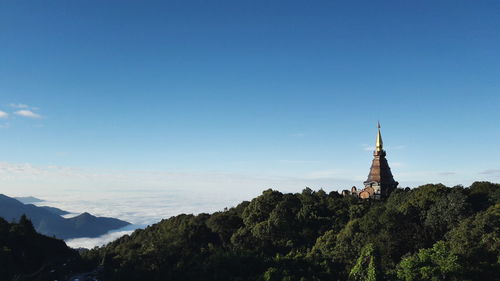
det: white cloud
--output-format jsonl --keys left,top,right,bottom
{"left": 9, "top": 103, "right": 31, "bottom": 109}
{"left": 65, "top": 225, "right": 139, "bottom": 249}
{"left": 14, "top": 110, "right": 41, "bottom": 119}
{"left": 0, "top": 111, "right": 8, "bottom": 118}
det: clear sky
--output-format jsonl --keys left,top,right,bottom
{"left": 1, "top": 0, "right": 500, "bottom": 200}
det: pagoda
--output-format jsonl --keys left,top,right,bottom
{"left": 353, "top": 123, "right": 398, "bottom": 199}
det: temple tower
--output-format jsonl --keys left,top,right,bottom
{"left": 359, "top": 123, "right": 398, "bottom": 199}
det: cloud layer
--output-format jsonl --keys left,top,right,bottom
{"left": 2, "top": 160, "right": 498, "bottom": 248}
{"left": 65, "top": 225, "right": 142, "bottom": 249}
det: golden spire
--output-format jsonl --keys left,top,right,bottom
{"left": 376, "top": 122, "right": 383, "bottom": 152}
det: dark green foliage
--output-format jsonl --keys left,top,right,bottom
{"left": 0, "top": 216, "right": 80, "bottom": 280}
{"left": 349, "top": 243, "right": 379, "bottom": 281}
{"left": 467, "top": 181, "right": 500, "bottom": 212}
{"left": 81, "top": 182, "right": 500, "bottom": 281}
{"left": 396, "top": 241, "right": 461, "bottom": 281}
{"left": 445, "top": 203, "right": 500, "bottom": 280}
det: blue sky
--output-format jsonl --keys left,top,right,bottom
{"left": 1, "top": 0, "right": 500, "bottom": 199}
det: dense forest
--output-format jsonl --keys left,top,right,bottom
{"left": 0, "top": 215, "right": 81, "bottom": 280}
{"left": 79, "top": 181, "right": 499, "bottom": 281}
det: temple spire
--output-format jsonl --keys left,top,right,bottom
{"left": 357, "top": 122, "right": 398, "bottom": 199}
{"left": 376, "top": 122, "right": 383, "bottom": 152}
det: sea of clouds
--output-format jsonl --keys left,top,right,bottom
{"left": 34, "top": 185, "right": 260, "bottom": 249}
{"left": 0, "top": 162, "right": 366, "bottom": 249}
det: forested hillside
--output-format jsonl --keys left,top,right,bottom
{"left": 0, "top": 215, "right": 81, "bottom": 281}
{"left": 83, "top": 182, "right": 500, "bottom": 281}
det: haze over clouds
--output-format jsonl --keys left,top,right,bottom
{"left": 1, "top": 161, "right": 361, "bottom": 248}
{"left": 2, "top": 159, "right": 496, "bottom": 225}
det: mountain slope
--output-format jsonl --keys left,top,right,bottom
{"left": 40, "top": 205, "right": 70, "bottom": 216}
{"left": 0, "top": 194, "right": 130, "bottom": 239}
{"left": 66, "top": 212, "right": 131, "bottom": 238}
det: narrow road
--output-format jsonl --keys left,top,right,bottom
{"left": 68, "top": 269, "right": 100, "bottom": 281}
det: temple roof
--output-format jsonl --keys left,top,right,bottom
{"left": 365, "top": 155, "right": 396, "bottom": 184}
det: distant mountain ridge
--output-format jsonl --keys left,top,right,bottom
{"left": 0, "top": 194, "right": 130, "bottom": 239}
{"left": 40, "top": 205, "right": 70, "bottom": 216}
{"left": 14, "top": 196, "right": 45, "bottom": 204}
{"left": 13, "top": 196, "right": 70, "bottom": 215}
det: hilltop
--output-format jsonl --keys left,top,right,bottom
{"left": 81, "top": 181, "right": 499, "bottom": 281}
